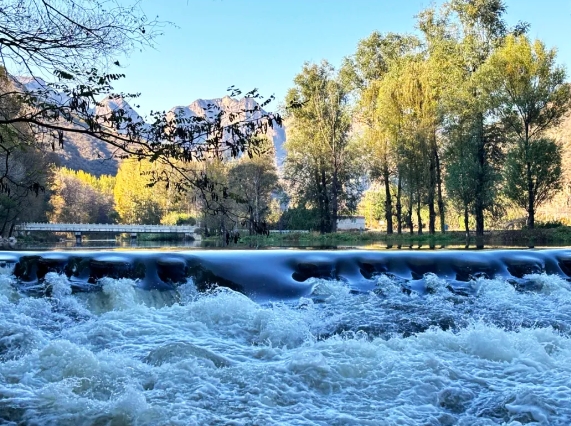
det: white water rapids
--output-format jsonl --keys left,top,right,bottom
{"left": 1, "top": 267, "right": 571, "bottom": 425}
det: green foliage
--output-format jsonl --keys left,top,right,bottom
{"left": 532, "top": 220, "right": 565, "bottom": 229}
{"left": 228, "top": 139, "right": 280, "bottom": 234}
{"left": 160, "top": 212, "right": 196, "bottom": 226}
{"left": 482, "top": 35, "right": 569, "bottom": 139}
{"left": 357, "top": 183, "right": 387, "bottom": 229}
{"left": 284, "top": 61, "right": 362, "bottom": 233}
{"left": 503, "top": 138, "right": 563, "bottom": 213}
{"left": 481, "top": 34, "right": 570, "bottom": 227}
{"left": 278, "top": 207, "right": 321, "bottom": 232}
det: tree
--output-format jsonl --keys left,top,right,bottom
{"left": 503, "top": 138, "right": 562, "bottom": 218}
{"left": 482, "top": 35, "right": 570, "bottom": 228}
{"left": 0, "top": 0, "right": 281, "bottom": 227}
{"left": 0, "top": 124, "right": 53, "bottom": 234}
{"left": 113, "top": 159, "right": 164, "bottom": 224}
{"left": 49, "top": 167, "right": 116, "bottom": 223}
{"left": 228, "top": 139, "right": 279, "bottom": 235}
{"left": 444, "top": 121, "right": 479, "bottom": 235}
{"left": 419, "top": 0, "right": 518, "bottom": 239}
{"left": 284, "top": 61, "right": 357, "bottom": 233}
{"left": 0, "top": 70, "right": 55, "bottom": 235}
{"left": 344, "top": 32, "right": 421, "bottom": 235}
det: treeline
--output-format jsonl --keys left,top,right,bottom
{"left": 42, "top": 138, "right": 280, "bottom": 234}
{"left": 1, "top": 0, "right": 569, "bottom": 239}
{"left": 0, "top": 119, "right": 282, "bottom": 235}
{"left": 283, "top": 0, "right": 570, "bottom": 237}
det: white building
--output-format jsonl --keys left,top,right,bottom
{"left": 337, "top": 216, "right": 366, "bottom": 231}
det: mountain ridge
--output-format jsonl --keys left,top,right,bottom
{"left": 14, "top": 78, "right": 286, "bottom": 176}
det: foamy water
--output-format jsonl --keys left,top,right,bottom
{"left": 1, "top": 268, "right": 571, "bottom": 425}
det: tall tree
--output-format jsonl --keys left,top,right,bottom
{"left": 503, "top": 138, "right": 562, "bottom": 219}
{"left": 419, "top": 0, "right": 516, "bottom": 238}
{"left": 284, "top": 61, "right": 356, "bottom": 233}
{"left": 344, "top": 32, "right": 420, "bottom": 234}
{"left": 482, "top": 35, "right": 571, "bottom": 227}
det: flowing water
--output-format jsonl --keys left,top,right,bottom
{"left": 1, "top": 250, "right": 571, "bottom": 425}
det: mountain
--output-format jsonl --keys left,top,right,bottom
{"left": 12, "top": 77, "right": 121, "bottom": 176}
{"left": 13, "top": 79, "right": 286, "bottom": 176}
{"left": 168, "top": 96, "right": 286, "bottom": 165}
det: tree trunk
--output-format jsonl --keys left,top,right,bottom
{"left": 435, "top": 147, "right": 445, "bottom": 233}
{"left": 383, "top": 163, "right": 393, "bottom": 234}
{"left": 416, "top": 194, "right": 423, "bottom": 235}
{"left": 315, "top": 167, "right": 325, "bottom": 234}
{"left": 332, "top": 166, "right": 339, "bottom": 233}
{"left": 408, "top": 189, "right": 414, "bottom": 235}
{"left": 396, "top": 173, "right": 402, "bottom": 235}
{"left": 428, "top": 134, "right": 437, "bottom": 235}
{"left": 525, "top": 128, "right": 535, "bottom": 229}
{"left": 474, "top": 114, "right": 486, "bottom": 237}
{"left": 428, "top": 194, "right": 436, "bottom": 234}
{"left": 464, "top": 204, "right": 470, "bottom": 237}
{"left": 321, "top": 168, "right": 331, "bottom": 233}
{"left": 0, "top": 213, "right": 8, "bottom": 237}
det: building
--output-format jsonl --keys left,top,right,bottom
{"left": 337, "top": 216, "right": 366, "bottom": 231}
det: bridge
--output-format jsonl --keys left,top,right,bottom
{"left": 14, "top": 223, "right": 200, "bottom": 243}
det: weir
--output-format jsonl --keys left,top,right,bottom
{"left": 4, "top": 249, "right": 571, "bottom": 302}
{"left": 3, "top": 249, "right": 571, "bottom": 425}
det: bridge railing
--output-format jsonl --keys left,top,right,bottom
{"left": 14, "top": 223, "right": 198, "bottom": 234}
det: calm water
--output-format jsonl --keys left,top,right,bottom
{"left": 1, "top": 250, "right": 571, "bottom": 425}
{"left": 13, "top": 239, "right": 571, "bottom": 251}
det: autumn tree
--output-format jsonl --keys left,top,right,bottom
{"left": 284, "top": 61, "right": 359, "bottom": 234}
{"left": 228, "top": 138, "right": 279, "bottom": 235}
{"left": 49, "top": 167, "right": 116, "bottom": 223}
{"left": 419, "top": 0, "right": 521, "bottom": 238}
{"left": 481, "top": 35, "right": 570, "bottom": 228}
{"left": 343, "top": 32, "right": 420, "bottom": 234}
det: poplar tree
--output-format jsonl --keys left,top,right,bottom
{"left": 482, "top": 35, "right": 570, "bottom": 227}
{"left": 284, "top": 61, "right": 356, "bottom": 233}
{"left": 344, "top": 32, "right": 420, "bottom": 234}
{"left": 419, "top": 0, "right": 517, "bottom": 238}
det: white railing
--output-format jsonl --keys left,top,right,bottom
{"left": 14, "top": 222, "right": 198, "bottom": 234}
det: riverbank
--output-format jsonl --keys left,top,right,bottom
{"left": 221, "top": 227, "right": 571, "bottom": 248}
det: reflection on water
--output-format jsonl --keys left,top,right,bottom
{"left": 17, "top": 239, "right": 204, "bottom": 251}
{"left": 14, "top": 238, "right": 571, "bottom": 251}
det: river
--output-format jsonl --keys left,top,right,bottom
{"left": 1, "top": 249, "right": 571, "bottom": 425}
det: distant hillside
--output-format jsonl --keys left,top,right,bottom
{"left": 15, "top": 77, "right": 286, "bottom": 176}
{"left": 538, "top": 112, "right": 571, "bottom": 224}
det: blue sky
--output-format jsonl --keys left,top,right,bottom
{"left": 113, "top": 0, "right": 571, "bottom": 116}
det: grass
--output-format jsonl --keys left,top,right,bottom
{"left": 223, "top": 227, "right": 571, "bottom": 248}
{"left": 226, "top": 230, "right": 466, "bottom": 247}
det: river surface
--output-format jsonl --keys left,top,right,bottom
{"left": 1, "top": 249, "right": 571, "bottom": 425}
